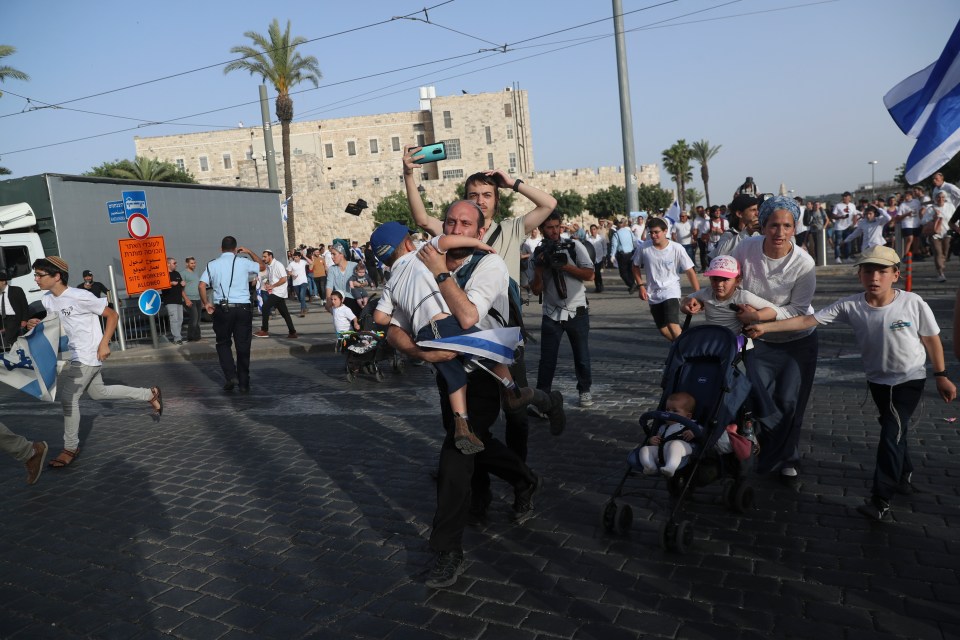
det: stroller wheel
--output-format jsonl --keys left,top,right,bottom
{"left": 659, "top": 519, "right": 676, "bottom": 551}
{"left": 375, "top": 368, "right": 385, "bottom": 382}
{"left": 614, "top": 503, "right": 633, "bottom": 535}
{"left": 673, "top": 520, "right": 693, "bottom": 554}
{"left": 732, "top": 482, "right": 754, "bottom": 513}
{"left": 393, "top": 356, "right": 406, "bottom": 373}
{"left": 346, "top": 371, "right": 356, "bottom": 383}
{"left": 599, "top": 501, "right": 617, "bottom": 533}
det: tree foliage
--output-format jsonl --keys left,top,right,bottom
{"left": 662, "top": 139, "right": 693, "bottom": 211}
{"left": 690, "top": 139, "right": 721, "bottom": 207}
{"left": 0, "top": 45, "right": 29, "bottom": 99}
{"left": 684, "top": 188, "right": 703, "bottom": 209}
{"left": 84, "top": 158, "right": 198, "bottom": 183}
{"left": 637, "top": 183, "right": 673, "bottom": 212}
{"left": 586, "top": 185, "right": 627, "bottom": 219}
{"left": 225, "top": 19, "right": 321, "bottom": 250}
{"left": 373, "top": 191, "right": 439, "bottom": 231}
{"left": 551, "top": 189, "right": 585, "bottom": 220}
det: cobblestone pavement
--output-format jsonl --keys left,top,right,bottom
{"left": 1, "top": 260, "right": 958, "bottom": 639}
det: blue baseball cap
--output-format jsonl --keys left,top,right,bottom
{"left": 370, "top": 221, "right": 411, "bottom": 261}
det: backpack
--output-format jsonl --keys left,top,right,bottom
{"left": 454, "top": 250, "right": 528, "bottom": 339}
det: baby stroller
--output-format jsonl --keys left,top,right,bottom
{"left": 599, "top": 324, "right": 754, "bottom": 553}
{"left": 339, "top": 294, "right": 405, "bottom": 382}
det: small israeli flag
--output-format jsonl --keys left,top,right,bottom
{"left": 0, "top": 318, "right": 66, "bottom": 402}
{"left": 417, "top": 327, "right": 522, "bottom": 365}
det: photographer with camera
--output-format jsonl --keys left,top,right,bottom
{"left": 531, "top": 211, "right": 596, "bottom": 408}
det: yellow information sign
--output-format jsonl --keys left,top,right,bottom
{"left": 119, "top": 236, "right": 171, "bottom": 296}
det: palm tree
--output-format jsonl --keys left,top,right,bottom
{"left": 662, "top": 139, "right": 693, "bottom": 210}
{"left": 110, "top": 156, "right": 175, "bottom": 182}
{"left": 690, "top": 139, "right": 721, "bottom": 207}
{"left": 0, "top": 44, "right": 29, "bottom": 98}
{"left": 225, "top": 19, "right": 321, "bottom": 250}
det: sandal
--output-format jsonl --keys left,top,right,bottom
{"left": 149, "top": 386, "right": 163, "bottom": 417}
{"left": 49, "top": 448, "right": 79, "bottom": 469}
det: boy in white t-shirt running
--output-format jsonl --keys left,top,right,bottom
{"left": 632, "top": 217, "right": 700, "bottom": 342}
{"left": 27, "top": 256, "right": 162, "bottom": 469}
{"left": 744, "top": 246, "right": 956, "bottom": 522}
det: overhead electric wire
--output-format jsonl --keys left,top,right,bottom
{"left": 1, "top": 1, "right": 837, "bottom": 157}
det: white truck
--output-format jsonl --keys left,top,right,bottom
{"left": 0, "top": 173, "right": 285, "bottom": 305}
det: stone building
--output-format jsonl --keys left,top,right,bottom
{"left": 134, "top": 87, "right": 660, "bottom": 245}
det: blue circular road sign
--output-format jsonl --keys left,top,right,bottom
{"left": 138, "top": 289, "right": 162, "bottom": 316}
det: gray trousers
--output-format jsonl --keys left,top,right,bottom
{"left": 0, "top": 420, "right": 32, "bottom": 462}
{"left": 166, "top": 304, "right": 184, "bottom": 341}
{"left": 60, "top": 362, "right": 152, "bottom": 450}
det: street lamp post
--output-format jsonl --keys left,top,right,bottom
{"left": 868, "top": 160, "right": 878, "bottom": 198}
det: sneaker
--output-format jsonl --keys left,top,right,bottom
{"left": 579, "top": 391, "right": 594, "bottom": 407}
{"left": 835, "top": 256, "right": 843, "bottom": 264}
{"left": 512, "top": 473, "right": 543, "bottom": 523}
{"left": 287, "top": 332, "right": 299, "bottom": 339}
{"left": 856, "top": 496, "right": 891, "bottom": 522}
{"left": 25, "top": 441, "right": 48, "bottom": 485}
{"left": 546, "top": 391, "right": 566, "bottom": 436}
{"left": 174, "top": 340, "right": 184, "bottom": 345}
{"left": 779, "top": 466, "right": 801, "bottom": 492}
{"left": 425, "top": 550, "right": 464, "bottom": 588}
{"left": 254, "top": 330, "right": 269, "bottom": 338}
{"left": 937, "top": 273, "right": 947, "bottom": 282}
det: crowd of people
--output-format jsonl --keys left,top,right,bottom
{"left": 3, "top": 154, "right": 960, "bottom": 592}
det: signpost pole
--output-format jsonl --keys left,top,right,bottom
{"left": 108, "top": 265, "right": 126, "bottom": 351}
{"left": 149, "top": 311, "right": 159, "bottom": 349}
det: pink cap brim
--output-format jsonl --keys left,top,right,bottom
{"left": 704, "top": 269, "right": 738, "bottom": 278}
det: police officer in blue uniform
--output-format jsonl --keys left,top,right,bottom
{"left": 199, "top": 236, "right": 266, "bottom": 393}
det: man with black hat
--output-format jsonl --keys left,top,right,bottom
{"left": 0, "top": 272, "right": 28, "bottom": 351}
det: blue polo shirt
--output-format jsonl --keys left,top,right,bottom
{"left": 200, "top": 252, "right": 260, "bottom": 304}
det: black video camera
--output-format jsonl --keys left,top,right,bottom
{"left": 537, "top": 238, "right": 574, "bottom": 269}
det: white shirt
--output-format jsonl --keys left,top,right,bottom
{"left": 633, "top": 240, "right": 694, "bottom": 304}
{"left": 262, "top": 259, "right": 289, "bottom": 298}
{"left": 689, "top": 287, "right": 774, "bottom": 349}
{"left": 522, "top": 236, "right": 542, "bottom": 258}
{"left": 323, "top": 250, "right": 334, "bottom": 269}
{"left": 287, "top": 259, "right": 308, "bottom": 286}
{"left": 795, "top": 206, "right": 807, "bottom": 234}
{"left": 694, "top": 216, "right": 711, "bottom": 238}
{"left": 706, "top": 218, "right": 729, "bottom": 247}
{"left": 898, "top": 199, "right": 921, "bottom": 229}
{"left": 672, "top": 220, "right": 693, "bottom": 245}
{"left": 377, "top": 250, "right": 451, "bottom": 335}
{"left": 331, "top": 305, "right": 357, "bottom": 333}
{"left": 731, "top": 236, "right": 816, "bottom": 343}
{"left": 845, "top": 210, "right": 892, "bottom": 251}
{"left": 933, "top": 181, "right": 960, "bottom": 208}
{"left": 922, "top": 203, "right": 955, "bottom": 239}
{"left": 483, "top": 216, "right": 527, "bottom": 282}
{"left": 831, "top": 202, "right": 858, "bottom": 231}
{"left": 630, "top": 222, "right": 645, "bottom": 241}
{"left": 814, "top": 290, "right": 939, "bottom": 385}
{"left": 587, "top": 234, "right": 608, "bottom": 264}
{"left": 42, "top": 288, "right": 108, "bottom": 366}
{"left": 541, "top": 240, "right": 593, "bottom": 321}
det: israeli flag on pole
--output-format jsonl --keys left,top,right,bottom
{"left": 884, "top": 18, "right": 960, "bottom": 184}
{"left": 417, "top": 327, "right": 522, "bottom": 365}
{"left": 0, "top": 319, "right": 66, "bottom": 402}
{"left": 280, "top": 196, "right": 291, "bottom": 222}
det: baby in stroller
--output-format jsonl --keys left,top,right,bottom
{"left": 638, "top": 392, "right": 700, "bottom": 477}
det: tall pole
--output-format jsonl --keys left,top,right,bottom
{"left": 612, "top": 0, "right": 639, "bottom": 214}
{"left": 868, "top": 160, "right": 878, "bottom": 198}
{"left": 259, "top": 84, "right": 279, "bottom": 191}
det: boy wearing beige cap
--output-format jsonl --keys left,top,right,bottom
{"left": 745, "top": 246, "right": 956, "bottom": 522}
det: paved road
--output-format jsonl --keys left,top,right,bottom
{"left": 1, "top": 260, "right": 958, "bottom": 639}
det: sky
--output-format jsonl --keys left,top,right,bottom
{"left": 2, "top": 0, "right": 959, "bottom": 199}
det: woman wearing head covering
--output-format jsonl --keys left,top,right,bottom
{"left": 728, "top": 195, "right": 817, "bottom": 487}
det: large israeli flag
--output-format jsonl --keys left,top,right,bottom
{"left": 0, "top": 319, "right": 66, "bottom": 402}
{"left": 884, "top": 19, "right": 960, "bottom": 184}
{"left": 417, "top": 327, "right": 522, "bottom": 365}
{"left": 664, "top": 199, "right": 681, "bottom": 224}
